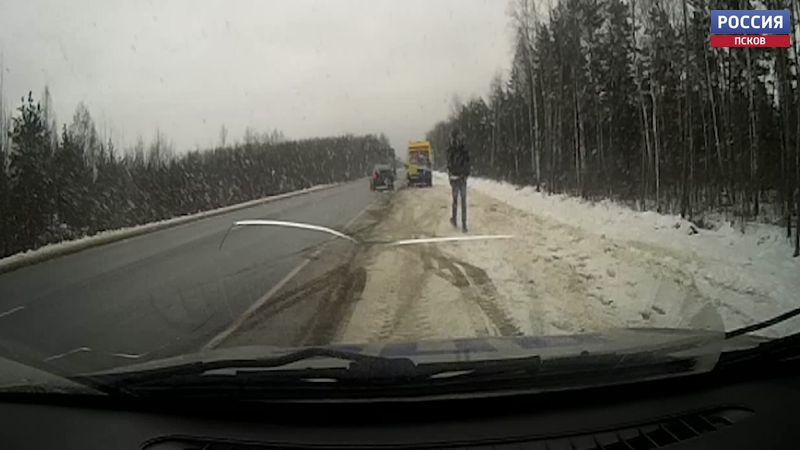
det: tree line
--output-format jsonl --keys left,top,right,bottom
{"left": 0, "top": 90, "right": 393, "bottom": 258}
{"left": 427, "top": 0, "right": 800, "bottom": 253}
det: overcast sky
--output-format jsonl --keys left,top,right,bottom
{"left": 0, "top": 0, "right": 512, "bottom": 152}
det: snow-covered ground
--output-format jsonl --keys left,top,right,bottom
{"left": 459, "top": 173, "right": 800, "bottom": 338}
{"left": 336, "top": 174, "right": 800, "bottom": 343}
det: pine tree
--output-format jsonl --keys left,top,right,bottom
{"left": 8, "top": 92, "right": 53, "bottom": 250}
{"left": 598, "top": 0, "right": 639, "bottom": 196}
{"left": 0, "top": 107, "right": 8, "bottom": 255}
{"left": 54, "top": 124, "right": 92, "bottom": 235}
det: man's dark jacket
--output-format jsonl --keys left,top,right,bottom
{"left": 447, "top": 139, "right": 470, "bottom": 178}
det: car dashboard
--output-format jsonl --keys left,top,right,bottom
{"left": 1, "top": 359, "right": 799, "bottom": 450}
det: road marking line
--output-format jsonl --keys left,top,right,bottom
{"left": 204, "top": 197, "right": 376, "bottom": 350}
{"left": 0, "top": 305, "right": 24, "bottom": 319}
{"left": 204, "top": 258, "right": 311, "bottom": 350}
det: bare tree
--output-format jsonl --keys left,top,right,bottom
{"left": 147, "top": 129, "right": 172, "bottom": 167}
{"left": 631, "top": 0, "right": 652, "bottom": 210}
{"left": 243, "top": 126, "right": 258, "bottom": 146}
{"left": 219, "top": 124, "right": 228, "bottom": 148}
{"left": 40, "top": 85, "right": 58, "bottom": 151}
{"left": 489, "top": 73, "right": 505, "bottom": 171}
{"left": 508, "top": 0, "right": 541, "bottom": 188}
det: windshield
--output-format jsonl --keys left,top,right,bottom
{"left": 409, "top": 151, "right": 430, "bottom": 167}
{"left": 0, "top": 0, "right": 798, "bottom": 397}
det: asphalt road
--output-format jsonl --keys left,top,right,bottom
{"left": 0, "top": 178, "right": 380, "bottom": 372}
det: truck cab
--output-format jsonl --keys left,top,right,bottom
{"left": 406, "top": 141, "right": 433, "bottom": 187}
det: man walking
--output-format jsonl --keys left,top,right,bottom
{"left": 446, "top": 128, "right": 470, "bottom": 233}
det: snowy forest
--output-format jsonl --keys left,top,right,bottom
{"left": 0, "top": 90, "right": 393, "bottom": 258}
{"left": 427, "top": 0, "right": 800, "bottom": 238}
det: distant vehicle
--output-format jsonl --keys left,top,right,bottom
{"left": 370, "top": 164, "right": 395, "bottom": 191}
{"left": 406, "top": 141, "right": 433, "bottom": 187}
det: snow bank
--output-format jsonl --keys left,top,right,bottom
{"left": 435, "top": 172, "right": 800, "bottom": 337}
{"left": 0, "top": 183, "right": 337, "bottom": 274}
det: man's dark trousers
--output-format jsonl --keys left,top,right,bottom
{"left": 450, "top": 176, "right": 467, "bottom": 228}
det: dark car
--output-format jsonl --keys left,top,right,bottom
{"left": 370, "top": 164, "right": 395, "bottom": 191}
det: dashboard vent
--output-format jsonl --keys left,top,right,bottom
{"left": 143, "top": 407, "right": 753, "bottom": 450}
{"left": 544, "top": 407, "right": 754, "bottom": 450}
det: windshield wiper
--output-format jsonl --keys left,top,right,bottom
{"left": 715, "top": 306, "right": 800, "bottom": 370}
{"left": 80, "top": 347, "right": 413, "bottom": 386}
{"left": 75, "top": 336, "right": 717, "bottom": 399}
{"left": 717, "top": 332, "right": 800, "bottom": 372}
{"left": 724, "top": 305, "right": 800, "bottom": 339}
{"left": 78, "top": 346, "right": 542, "bottom": 391}
{"left": 97, "top": 351, "right": 698, "bottom": 400}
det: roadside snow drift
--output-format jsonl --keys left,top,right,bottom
{"left": 447, "top": 173, "right": 800, "bottom": 337}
